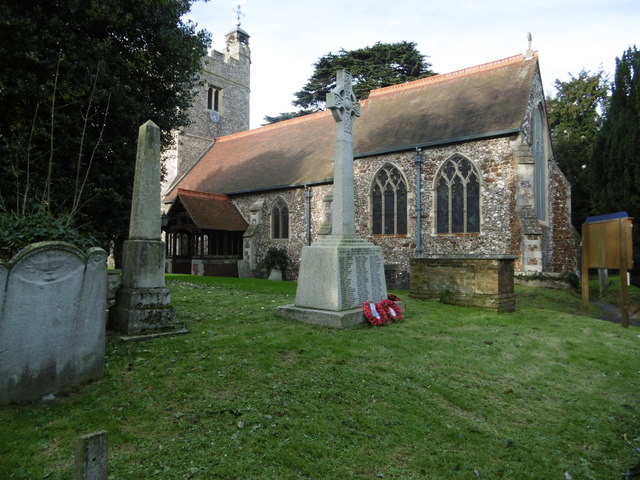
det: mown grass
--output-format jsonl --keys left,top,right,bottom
{"left": 1, "top": 274, "right": 638, "bottom": 479}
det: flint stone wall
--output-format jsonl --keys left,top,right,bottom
{"left": 230, "top": 138, "right": 545, "bottom": 284}
{"left": 232, "top": 184, "right": 332, "bottom": 279}
{"left": 0, "top": 242, "right": 107, "bottom": 404}
{"left": 409, "top": 255, "right": 517, "bottom": 312}
{"left": 228, "top": 138, "right": 574, "bottom": 286}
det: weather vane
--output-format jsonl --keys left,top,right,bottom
{"left": 233, "top": 4, "right": 245, "bottom": 27}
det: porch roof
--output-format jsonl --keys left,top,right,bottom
{"left": 169, "top": 188, "right": 248, "bottom": 231}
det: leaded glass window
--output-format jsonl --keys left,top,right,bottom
{"left": 435, "top": 155, "right": 481, "bottom": 234}
{"left": 371, "top": 164, "right": 408, "bottom": 235}
{"left": 272, "top": 197, "right": 289, "bottom": 239}
{"left": 532, "top": 105, "right": 547, "bottom": 221}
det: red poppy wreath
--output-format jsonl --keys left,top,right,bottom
{"left": 380, "top": 298, "right": 403, "bottom": 321}
{"left": 362, "top": 301, "right": 391, "bottom": 326}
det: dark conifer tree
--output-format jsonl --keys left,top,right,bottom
{"left": 547, "top": 70, "right": 608, "bottom": 229}
{"left": 591, "top": 46, "right": 640, "bottom": 282}
{"left": 264, "top": 41, "right": 435, "bottom": 124}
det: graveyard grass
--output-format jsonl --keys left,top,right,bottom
{"left": 1, "top": 276, "right": 639, "bottom": 479}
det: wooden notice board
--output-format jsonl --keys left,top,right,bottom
{"left": 581, "top": 212, "right": 633, "bottom": 327}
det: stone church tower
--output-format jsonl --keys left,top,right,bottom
{"left": 164, "top": 23, "right": 251, "bottom": 185}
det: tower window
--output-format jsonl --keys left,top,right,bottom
{"left": 207, "top": 86, "right": 221, "bottom": 111}
{"left": 435, "top": 154, "right": 481, "bottom": 234}
{"left": 371, "top": 164, "right": 408, "bottom": 235}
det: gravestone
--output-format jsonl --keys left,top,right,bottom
{"left": 277, "top": 70, "right": 388, "bottom": 328}
{"left": 75, "top": 431, "right": 108, "bottom": 480}
{"left": 111, "top": 120, "right": 176, "bottom": 334}
{"left": 0, "top": 242, "right": 107, "bottom": 404}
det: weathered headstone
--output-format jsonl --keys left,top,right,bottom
{"left": 75, "top": 431, "right": 108, "bottom": 480}
{"left": 111, "top": 120, "right": 176, "bottom": 334}
{"left": 0, "top": 242, "right": 107, "bottom": 404}
{"left": 277, "top": 70, "right": 388, "bottom": 328}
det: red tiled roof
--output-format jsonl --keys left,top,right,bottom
{"left": 165, "top": 53, "right": 538, "bottom": 201}
{"left": 169, "top": 188, "right": 248, "bottom": 231}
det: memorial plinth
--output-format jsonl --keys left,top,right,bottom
{"left": 277, "top": 70, "right": 388, "bottom": 328}
{"left": 278, "top": 236, "right": 387, "bottom": 328}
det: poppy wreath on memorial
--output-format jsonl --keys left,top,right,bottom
{"left": 387, "top": 293, "right": 401, "bottom": 302}
{"left": 379, "top": 298, "right": 403, "bottom": 321}
{"left": 362, "top": 301, "right": 391, "bottom": 326}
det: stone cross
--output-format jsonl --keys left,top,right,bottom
{"left": 326, "top": 69, "right": 361, "bottom": 237}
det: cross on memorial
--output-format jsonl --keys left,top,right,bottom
{"left": 326, "top": 69, "right": 360, "bottom": 237}
{"left": 280, "top": 70, "right": 388, "bottom": 327}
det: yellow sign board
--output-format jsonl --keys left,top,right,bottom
{"left": 581, "top": 212, "right": 633, "bottom": 327}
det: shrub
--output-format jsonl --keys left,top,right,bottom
{"left": 0, "top": 211, "right": 97, "bottom": 261}
{"left": 259, "top": 247, "right": 289, "bottom": 276}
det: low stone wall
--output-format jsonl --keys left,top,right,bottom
{"left": 0, "top": 242, "right": 107, "bottom": 404}
{"left": 409, "top": 255, "right": 517, "bottom": 312}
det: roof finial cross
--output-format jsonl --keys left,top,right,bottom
{"left": 525, "top": 32, "right": 534, "bottom": 59}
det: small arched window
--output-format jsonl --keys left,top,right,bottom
{"left": 207, "top": 86, "right": 220, "bottom": 111}
{"left": 435, "top": 154, "right": 480, "bottom": 234}
{"left": 272, "top": 197, "right": 289, "bottom": 239}
{"left": 371, "top": 164, "right": 407, "bottom": 235}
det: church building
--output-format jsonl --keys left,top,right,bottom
{"left": 162, "top": 28, "right": 576, "bottom": 288}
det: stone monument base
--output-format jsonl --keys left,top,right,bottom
{"left": 111, "top": 287, "right": 176, "bottom": 335}
{"left": 277, "top": 304, "right": 365, "bottom": 329}
{"left": 276, "top": 235, "right": 388, "bottom": 328}
{"left": 293, "top": 235, "right": 387, "bottom": 310}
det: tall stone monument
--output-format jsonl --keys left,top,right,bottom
{"left": 277, "top": 70, "right": 388, "bottom": 328}
{"left": 112, "top": 120, "right": 176, "bottom": 335}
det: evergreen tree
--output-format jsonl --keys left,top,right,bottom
{"left": 0, "top": 0, "right": 210, "bottom": 253}
{"left": 263, "top": 110, "right": 315, "bottom": 125}
{"left": 591, "top": 46, "right": 640, "bottom": 282}
{"left": 547, "top": 70, "right": 608, "bottom": 229}
{"left": 264, "top": 41, "right": 435, "bottom": 124}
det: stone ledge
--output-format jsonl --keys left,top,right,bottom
{"left": 117, "top": 328, "right": 190, "bottom": 342}
{"left": 277, "top": 302, "right": 406, "bottom": 329}
{"left": 276, "top": 304, "right": 365, "bottom": 329}
{"left": 417, "top": 254, "right": 518, "bottom": 260}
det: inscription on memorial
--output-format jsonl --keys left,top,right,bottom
{"left": 338, "top": 248, "right": 385, "bottom": 308}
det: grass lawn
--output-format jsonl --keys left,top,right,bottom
{"left": 1, "top": 274, "right": 639, "bottom": 479}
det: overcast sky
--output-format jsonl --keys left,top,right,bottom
{"left": 186, "top": 0, "right": 639, "bottom": 129}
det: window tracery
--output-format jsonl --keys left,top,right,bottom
{"left": 272, "top": 197, "right": 289, "bottom": 239}
{"left": 371, "top": 164, "right": 407, "bottom": 235}
{"left": 435, "top": 154, "right": 480, "bottom": 234}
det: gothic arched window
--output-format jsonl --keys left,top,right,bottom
{"left": 435, "top": 154, "right": 480, "bottom": 234}
{"left": 371, "top": 164, "right": 408, "bottom": 235}
{"left": 532, "top": 104, "right": 547, "bottom": 221}
{"left": 272, "top": 197, "right": 289, "bottom": 239}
